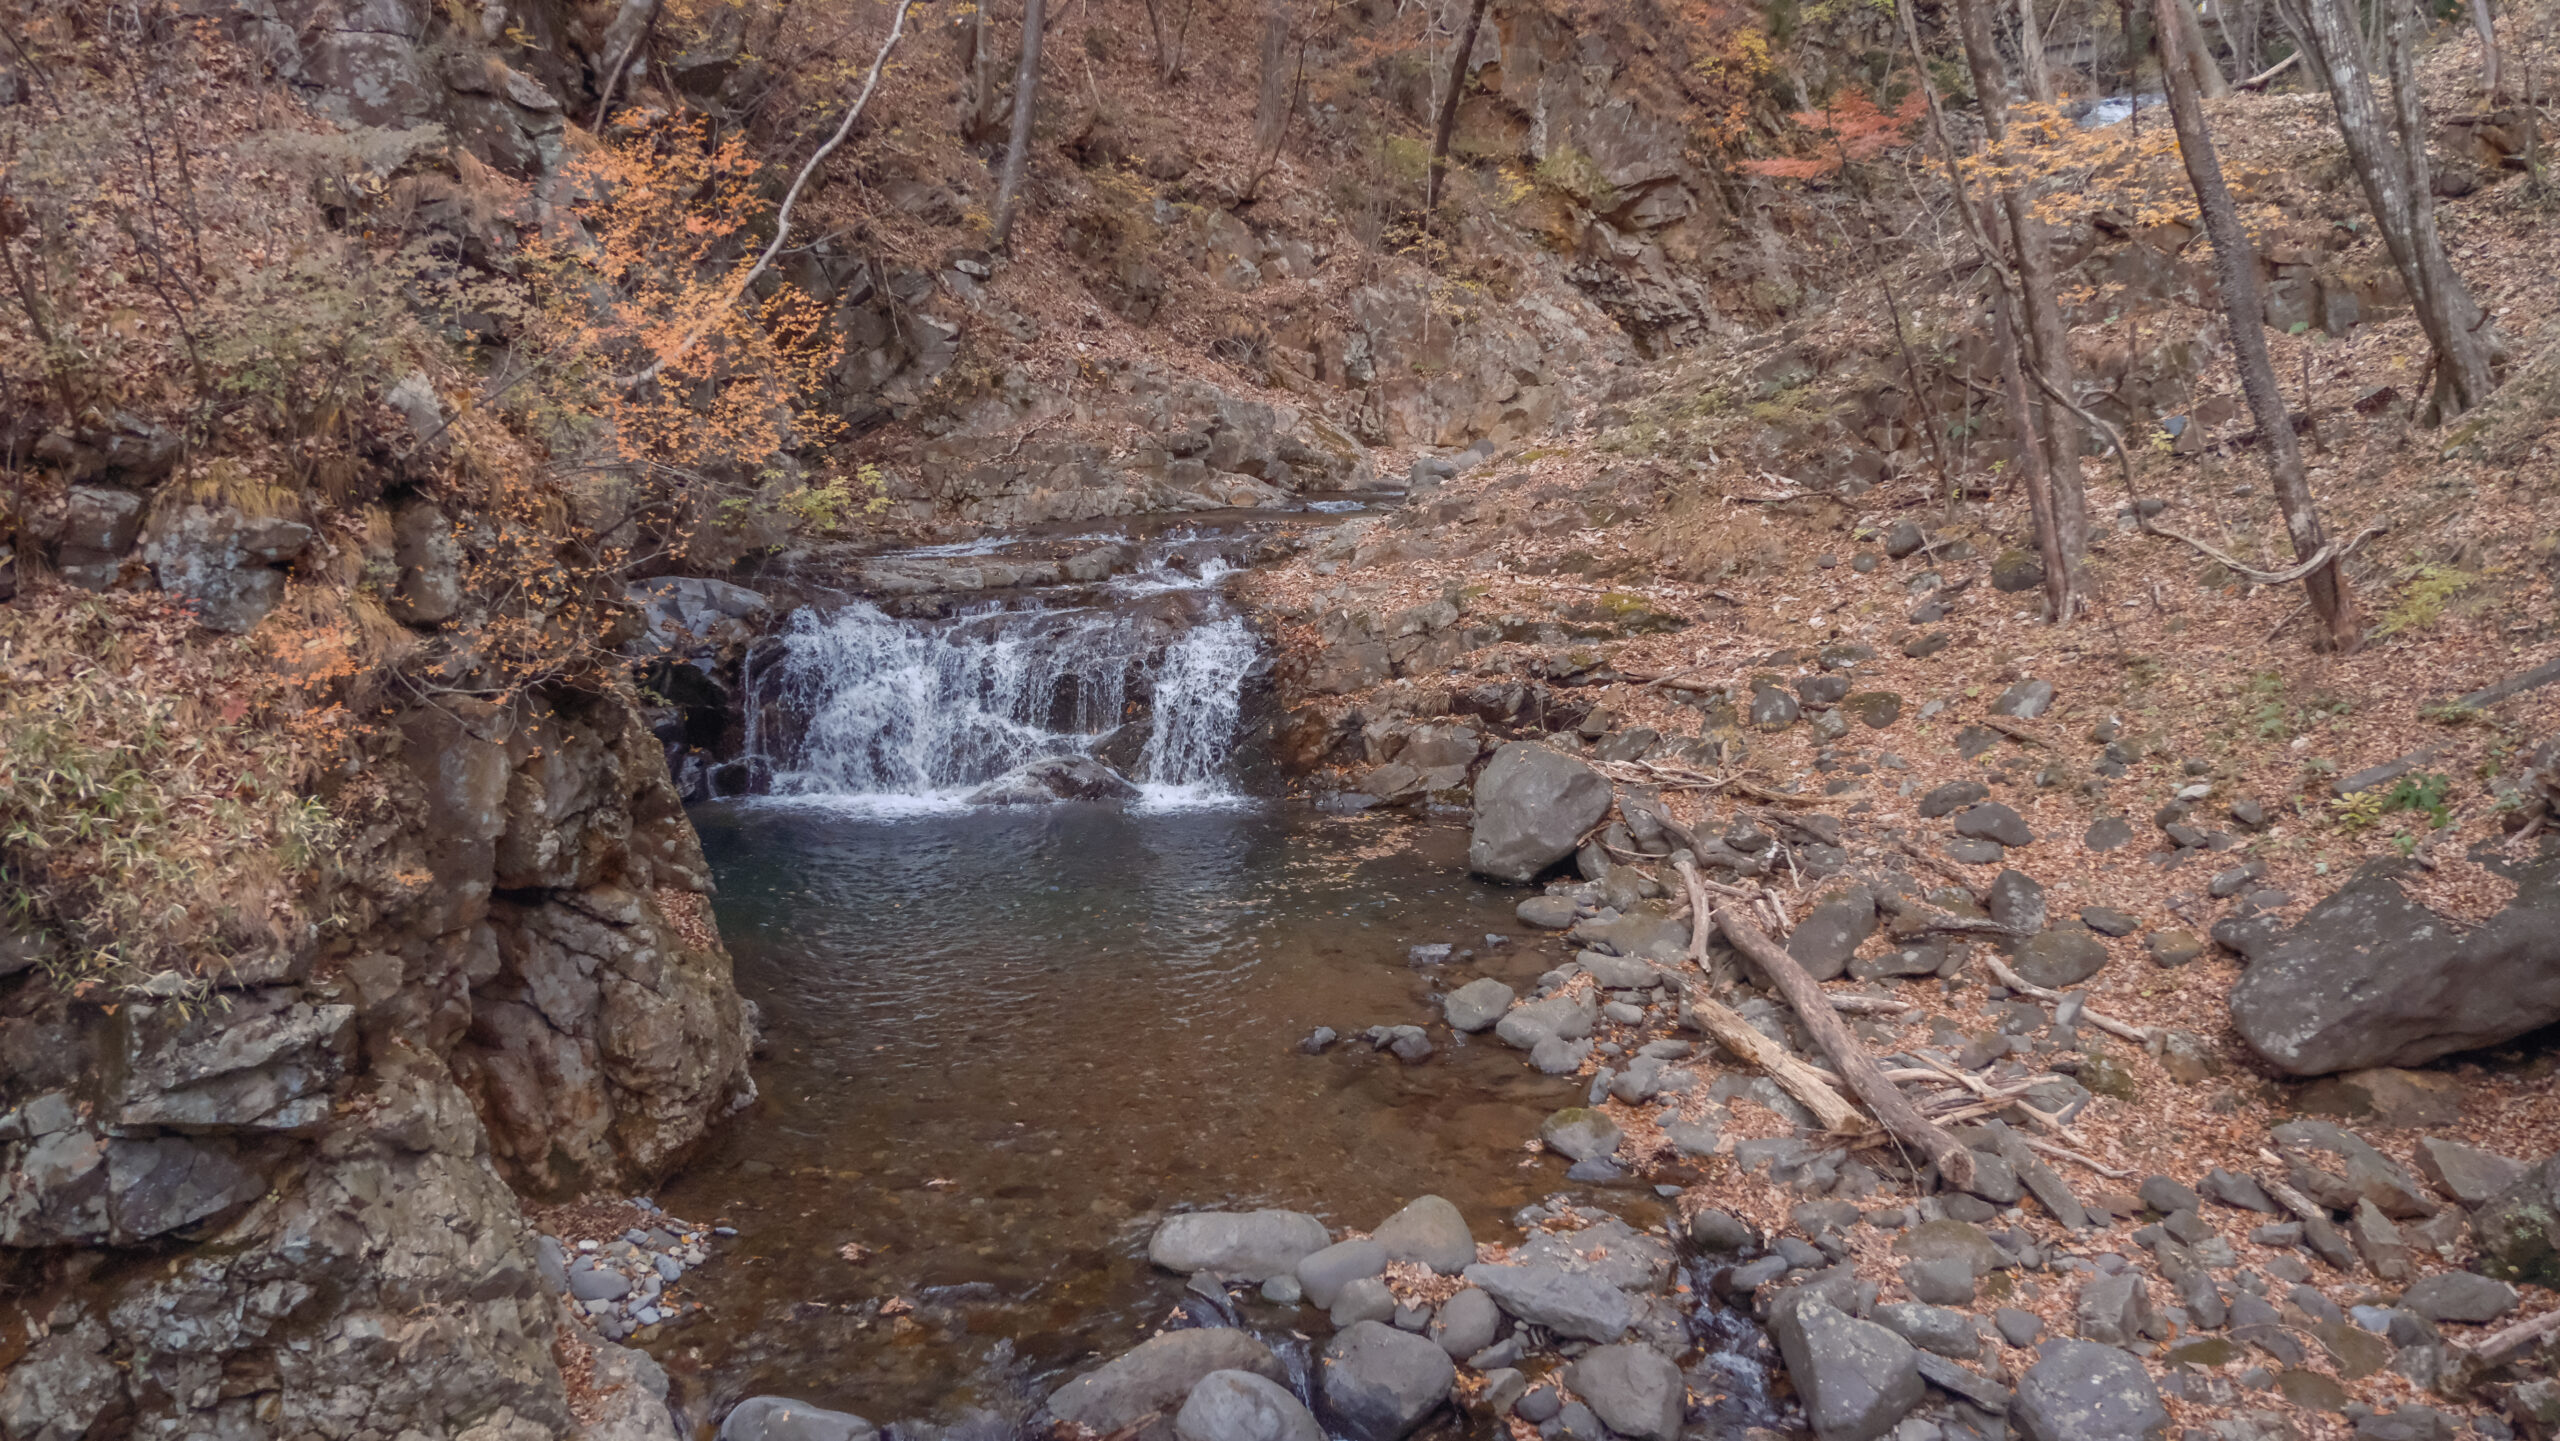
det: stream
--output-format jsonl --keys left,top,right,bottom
{"left": 650, "top": 516, "right": 1774, "bottom": 1435}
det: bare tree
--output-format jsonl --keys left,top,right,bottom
{"left": 2015, "top": 0, "right": 2057, "bottom": 105}
{"left": 2285, "top": 0, "right": 2499, "bottom": 416}
{"left": 1242, "top": 0, "right": 1305, "bottom": 202}
{"left": 1426, "top": 0, "right": 1492, "bottom": 212}
{"left": 2154, "top": 0, "right": 2360, "bottom": 648}
{"left": 2472, "top": 0, "right": 2504, "bottom": 98}
{"left": 2166, "top": 0, "right": 2233, "bottom": 97}
{"left": 1139, "top": 0, "right": 1196, "bottom": 83}
{"left": 990, "top": 0, "right": 1046, "bottom": 252}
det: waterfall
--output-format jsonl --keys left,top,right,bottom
{"left": 767, "top": 595, "right": 1255, "bottom": 808}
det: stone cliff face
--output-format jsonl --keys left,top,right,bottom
{"left": 0, "top": 685, "right": 750, "bottom": 1440}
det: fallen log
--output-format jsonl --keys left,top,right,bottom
{"left": 1679, "top": 858, "right": 1978, "bottom": 1190}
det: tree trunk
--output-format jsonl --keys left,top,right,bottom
{"left": 1993, "top": 282, "right": 2075, "bottom": 620}
{"left": 990, "top": 0, "right": 1046, "bottom": 253}
{"left": 2155, "top": 0, "right": 2361, "bottom": 649}
{"left": 1252, "top": 0, "right": 1291, "bottom": 161}
{"left": 2170, "top": 0, "right": 2233, "bottom": 97}
{"left": 1947, "top": 0, "right": 2091, "bottom": 574}
{"left": 2472, "top": 0, "right": 2502, "bottom": 99}
{"left": 2017, "top": 0, "right": 2057, "bottom": 104}
{"left": 1426, "top": 0, "right": 1492, "bottom": 212}
{"left": 2289, "top": 0, "right": 2498, "bottom": 415}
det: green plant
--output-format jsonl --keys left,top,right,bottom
{"left": 2331, "top": 771, "right": 2455, "bottom": 832}
{"left": 2375, "top": 563, "right": 2478, "bottom": 637}
{"left": 1532, "top": 146, "right": 1619, "bottom": 211}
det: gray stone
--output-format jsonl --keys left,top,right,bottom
{"left": 1517, "top": 895, "right": 1578, "bottom": 929}
{"left": 1565, "top": 1345, "right": 1684, "bottom": 1441}
{"left": 1149, "top": 1211, "right": 1330, "bottom": 1282}
{"left": 1944, "top": 839, "right": 2006, "bottom": 865}
{"left": 1319, "top": 1321, "right": 1453, "bottom": 1441}
{"left": 1373, "top": 1195, "right": 1474, "bottom": 1274}
{"left": 1296, "top": 1239, "right": 1389, "bottom": 1309}
{"left": 1470, "top": 745, "right": 1615, "bottom": 883}
{"left": 1994, "top": 680, "right": 2056, "bottom": 720}
{"left": 2201, "top": 1168, "right": 2278, "bottom": 1213}
{"left": 1495, "top": 992, "right": 1596, "bottom": 1051}
{"left": 2011, "top": 1340, "right": 2169, "bottom": 1441}
{"left": 1691, "top": 1209, "right": 1755, "bottom": 1252}
{"left": 2273, "top": 1120, "right": 2438, "bottom": 1218}
{"left": 1919, "top": 781, "right": 1990, "bottom": 819}
{"left": 1874, "top": 1302, "right": 1981, "bottom": 1358}
{"left": 1987, "top": 870, "right": 2048, "bottom": 934}
{"left": 1953, "top": 804, "right": 2033, "bottom": 848}
{"left": 1459, "top": 1263, "right": 1632, "bottom": 1341}
{"left": 2146, "top": 930, "right": 2204, "bottom": 967}
{"left": 1429, "top": 1287, "right": 1500, "bottom": 1359}
{"left": 2397, "top": 1271, "right": 2516, "bottom": 1324}
{"left": 2230, "top": 855, "right": 2560, "bottom": 1075}
{"left": 1331, "top": 1276, "right": 1397, "bottom": 1328}
{"left": 2076, "top": 1272, "right": 2155, "bottom": 1345}
{"left": 1773, "top": 1297, "right": 1925, "bottom": 1441}
{"left": 2012, "top": 930, "right": 2108, "bottom": 989}
{"left": 2139, "top": 1176, "right": 2201, "bottom": 1214}
{"left": 1995, "top": 1307, "right": 2045, "bottom": 1347}
{"left": 1176, "top": 1370, "right": 1323, "bottom": 1441}
{"left": 720, "top": 1397, "right": 881, "bottom": 1441}
{"left": 2082, "top": 907, "right": 2139, "bottom": 938}
{"left": 1885, "top": 521, "right": 1928, "bottom": 558}
{"left": 1050, "top": 1329, "right": 1286, "bottom": 1438}
{"left": 569, "top": 1262, "right": 632, "bottom": 1302}
{"left": 1540, "top": 1108, "right": 1623, "bottom": 1162}
{"left": 143, "top": 502, "right": 314, "bottom": 632}
{"left": 1752, "top": 683, "right": 1802, "bottom": 731}
{"left": 1790, "top": 884, "right": 1880, "bottom": 982}
{"left": 1442, "top": 979, "right": 1515, "bottom": 1033}
{"left": 1905, "top": 1257, "right": 1977, "bottom": 1306}
{"left": 2413, "top": 1136, "right": 2523, "bottom": 1207}
{"left": 2084, "top": 816, "right": 2136, "bottom": 852}
{"left": 0, "top": 1319, "right": 121, "bottom": 1441}
{"left": 1893, "top": 1220, "right": 2004, "bottom": 1278}
{"left": 968, "top": 755, "right": 1142, "bottom": 805}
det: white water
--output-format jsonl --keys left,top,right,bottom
{"left": 767, "top": 589, "right": 1258, "bottom": 811}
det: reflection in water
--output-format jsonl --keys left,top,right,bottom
{"left": 659, "top": 803, "right": 1583, "bottom": 1427}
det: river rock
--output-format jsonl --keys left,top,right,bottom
{"left": 720, "top": 1397, "right": 880, "bottom": 1441}
{"left": 1050, "top": 1330, "right": 1286, "bottom": 1439}
{"left": 1540, "top": 1108, "right": 1622, "bottom": 1162}
{"left": 2012, "top": 1339, "right": 2170, "bottom": 1441}
{"left": 1372, "top": 1195, "right": 1473, "bottom": 1274}
{"left": 1516, "top": 895, "right": 1578, "bottom": 928}
{"left": 1440, "top": 978, "right": 1514, "bottom": 1033}
{"left": 1319, "top": 1321, "right": 1453, "bottom": 1441}
{"left": 1565, "top": 1345, "right": 1684, "bottom": 1441}
{"left": 1330, "top": 1277, "right": 1396, "bottom": 1328}
{"left": 1296, "top": 1239, "right": 1389, "bottom": 1309}
{"left": 967, "top": 755, "right": 1142, "bottom": 805}
{"left": 2230, "top": 855, "right": 2560, "bottom": 1075}
{"left": 1148, "top": 1211, "right": 1330, "bottom": 1281}
{"left": 1469, "top": 745, "right": 1613, "bottom": 882}
{"left": 1495, "top": 992, "right": 1595, "bottom": 1050}
{"left": 1429, "top": 1287, "right": 1500, "bottom": 1359}
{"left": 1772, "top": 1297, "right": 1924, "bottom": 1441}
{"left": 1176, "top": 1370, "right": 1323, "bottom": 1441}
{"left": 1459, "top": 1263, "right": 1633, "bottom": 1341}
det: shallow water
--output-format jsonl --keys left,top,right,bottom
{"left": 657, "top": 802, "right": 1605, "bottom": 1427}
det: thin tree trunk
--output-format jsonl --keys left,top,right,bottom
{"left": 990, "top": 0, "right": 1046, "bottom": 253}
{"left": 1251, "top": 0, "right": 1290, "bottom": 159}
{"left": 2155, "top": 0, "right": 2360, "bottom": 649}
{"left": 2288, "top": 0, "right": 2498, "bottom": 415}
{"left": 2472, "top": 0, "right": 2502, "bottom": 99}
{"left": 1426, "top": 0, "right": 1491, "bottom": 212}
{"left": 1994, "top": 283, "right": 2074, "bottom": 620}
{"left": 2170, "top": 0, "right": 2233, "bottom": 96}
{"left": 2017, "top": 0, "right": 2057, "bottom": 104}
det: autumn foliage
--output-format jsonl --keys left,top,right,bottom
{"left": 1738, "top": 87, "right": 1928, "bottom": 180}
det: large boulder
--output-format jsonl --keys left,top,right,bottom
{"left": 1370, "top": 1195, "right": 1474, "bottom": 1274}
{"left": 1049, "top": 1330, "right": 1287, "bottom": 1440}
{"left": 967, "top": 755, "right": 1143, "bottom": 806}
{"left": 1318, "top": 1321, "right": 1454, "bottom": 1441}
{"left": 143, "top": 501, "right": 314, "bottom": 632}
{"left": 1459, "top": 1263, "right": 1633, "bottom": 1341}
{"left": 1468, "top": 745, "right": 1612, "bottom": 882}
{"left": 1772, "top": 1297, "right": 1923, "bottom": 1441}
{"left": 1148, "top": 1211, "right": 1330, "bottom": 1281}
{"left": 1175, "top": 1370, "right": 1323, "bottom": 1441}
{"left": 1565, "top": 1345, "right": 1684, "bottom": 1441}
{"left": 2011, "top": 1340, "right": 2169, "bottom": 1441}
{"left": 2232, "top": 855, "right": 2560, "bottom": 1074}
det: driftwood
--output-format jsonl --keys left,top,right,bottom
{"left": 1983, "top": 955, "right": 2159, "bottom": 1045}
{"left": 1683, "top": 987, "right": 1871, "bottom": 1135}
{"left": 1679, "top": 858, "right": 1978, "bottom": 1190}
{"left": 2466, "top": 1305, "right": 2560, "bottom": 1365}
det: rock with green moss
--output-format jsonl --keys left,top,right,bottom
{"left": 2473, "top": 1155, "right": 2560, "bottom": 1286}
{"left": 2080, "top": 1056, "right": 2139, "bottom": 1102}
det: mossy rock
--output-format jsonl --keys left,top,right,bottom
{"left": 2473, "top": 1156, "right": 2560, "bottom": 1286}
{"left": 2081, "top": 1055, "right": 2140, "bottom": 1102}
{"left": 1845, "top": 690, "right": 1904, "bottom": 728}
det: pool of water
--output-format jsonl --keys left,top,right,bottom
{"left": 654, "top": 801, "right": 1603, "bottom": 1429}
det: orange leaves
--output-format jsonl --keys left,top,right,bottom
{"left": 1738, "top": 87, "right": 1927, "bottom": 182}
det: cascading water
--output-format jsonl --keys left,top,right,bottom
{"left": 766, "top": 549, "right": 1261, "bottom": 807}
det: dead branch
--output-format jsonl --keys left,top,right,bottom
{"left": 1983, "top": 955, "right": 2159, "bottom": 1045}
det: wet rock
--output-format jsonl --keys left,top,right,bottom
{"left": 967, "top": 756, "right": 1142, "bottom": 805}
{"left": 1331, "top": 1277, "right": 1397, "bottom": 1328}
{"left": 1772, "top": 1297, "right": 1924, "bottom": 1441}
{"left": 1539, "top": 1108, "right": 1623, "bottom": 1162}
{"left": 2011, "top": 930, "right": 2108, "bottom": 988}
{"left": 1373, "top": 1195, "right": 1474, "bottom": 1274}
{"left": 1297, "top": 1239, "right": 1389, "bottom": 1309}
{"left": 1953, "top": 804, "right": 2033, "bottom": 848}
{"left": 1049, "top": 1329, "right": 1286, "bottom": 1440}
{"left": 1565, "top": 1344, "right": 1684, "bottom": 1441}
{"left": 1459, "top": 1263, "right": 1632, "bottom": 1341}
{"left": 1429, "top": 1287, "right": 1500, "bottom": 1359}
{"left": 2229, "top": 855, "right": 2560, "bottom": 1075}
{"left": 2012, "top": 1340, "right": 2169, "bottom": 1441}
{"left": 1148, "top": 1211, "right": 1331, "bottom": 1282}
{"left": 2413, "top": 1136, "right": 2523, "bottom": 1207}
{"left": 2398, "top": 1271, "right": 2516, "bottom": 1324}
{"left": 1176, "top": 1370, "right": 1323, "bottom": 1441}
{"left": 1993, "top": 680, "right": 2056, "bottom": 720}
{"left": 719, "top": 1397, "right": 880, "bottom": 1441}
{"left": 1516, "top": 895, "right": 1578, "bottom": 929}
{"left": 1469, "top": 745, "right": 1614, "bottom": 882}
{"left": 1319, "top": 1321, "right": 1453, "bottom": 1441}
{"left": 1496, "top": 993, "right": 1596, "bottom": 1051}
{"left": 1297, "top": 1027, "right": 1338, "bottom": 1055}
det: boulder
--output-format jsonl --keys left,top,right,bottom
{"left": 1319, "top": 1321, "right": 1453, "bottom": 1441}
{"left": 1772, "top": 1297, "right": 1924, "bottom": 1441}
{"left": 1441, "top": 978, "right": 1514, "bottom": 1033}
{"left": 143, "top": 502, "right": 314, "bottom": 632}
{"left": 1788, "top": 884, "right": 1878, "bottom": 982}
{"left": 1539, "top": 1108, "right": 1622, "bottom": 1162}
{"left": 1564, "top": 1345, "right": 1684, "bottom": 1441}
{"left": 2012, "top": 929, "right": 2108, "bottom": 988}
{"left": 719, "top": 1398, "right": 880, "bottom": 1441}
{"left": 1371, "top": 1195, "right": 1474, "bottom": 1274}
{"left": 1468, "top": 745, "right": 1613, "bottom": 882}
{"left": 1494, "top": 993, "right": 1596, "bottom": 1051}
{"left": 1429, "top": 1287, "right": 1500, "bottom": 1359}
{"left": 1458, "top": 1263, "right": 1632, "bottom": 1341}
{"left": 1873, "top": 1302, "right": 1981, "bottom": 1358}
{"left": 1175, "top": 1370, "right": 1323, "bottom": 1441}
{"left": 1049, "top": 1330, "right": 1286, "bottom": 1439}
{"left": 2011, "top": 1340, "right": 2169, "bottom": 1441}
{"left": 2474, "top": 1155, "right": 2560, "bottom": 1287}
{"left": 2398, "top": 1271, "right": 2517, "bottom": 1324}
{"left": 967, "top": 756, "right": 1142, "bottom": 805}
{"left": 2230, "top": 856, "right": 2560, "bottom": 1075}
{"left": 1296, "top": 1239, "right": 1389, "bottom": 1309}
{"left": 2414, "top": 1137, "right": 2524, "bottom": 1208}
{"left": 1148, "top": 1211, "right": 1330, "bottom": 1281}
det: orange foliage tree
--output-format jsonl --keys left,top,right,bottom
{"left": 1738, "top": 87, "right": 1927, "bottom": 180}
